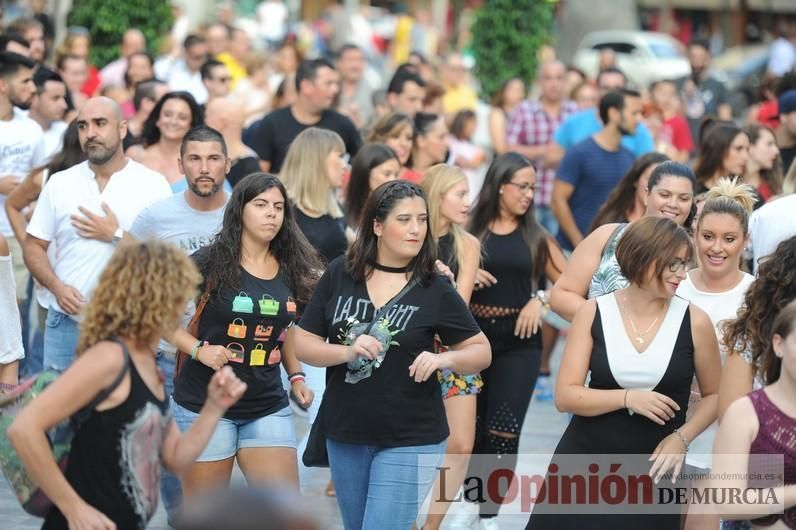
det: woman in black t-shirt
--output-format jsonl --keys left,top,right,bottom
{"left": 295, "top": 180, "right": 491, "bottom": 530}
{"left": 172, "top": 173, "right": 323, "bottom": 497}
{"left": 467, "top": 152, "right": 567, "bottom": 521}
{"left": 280, "top": 127, "right": 350, "bottom": 264}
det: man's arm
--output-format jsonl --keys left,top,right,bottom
{"left": 24, "top": 236, "right": 84, "bottom": 315}
{"left": 551, "top": 179, "right": 581, "bottom": 248}
{"left": 5, "top": 169, "right": 43, "bottom": 242}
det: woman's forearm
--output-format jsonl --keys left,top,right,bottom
{"left": 294, "top": 330, "right": 349, "bottom": 367}
{"left": 556, "top": 385, "right": 626, "bottom": 416}
{"left": 166, "top": 404, "right": 225, "bottom": 473}
{"left": 6, "top": 422, "right": 83, "bottom": 514}
{"left": 678, "top": 394, "right": 717, "bottom": 445}
{"left": 549, "top": 284, "right": 585, "bottom": 323}
{"left": 441, "top": 339, "right": 491, "bottom": 375}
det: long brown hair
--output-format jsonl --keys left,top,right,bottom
{"left": 765, "top": 300, "right": 796, "bottom": 385}
{"left": 744, "top": 123, "right": 783, "bottom": 195}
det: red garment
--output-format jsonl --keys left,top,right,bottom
{"left": 80, "top": 65, "right": 101, "bottom": 97}
{"left": 401, "top": 167, "right": 423, "bottom": 184}
{"left": 757, "top": 100, "right": 779, "bottom": 129}
{"left": 757, "top": 181, "right": 774, "bottom": 202}
{"left": 663, "top": 114, "right": 694, "bottom": 153}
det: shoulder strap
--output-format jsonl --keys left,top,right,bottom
{"left": 72, "top": 339, "right": 131, "bottom": 426}
{"left": 364, "top": 277, "right": 419, "bottom": 335}
{"left": 600, "top": 223, "right": 627, "bottom": 258}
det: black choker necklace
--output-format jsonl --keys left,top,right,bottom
{"left": 370, "top": 262, "right": 410, "bottom": 273}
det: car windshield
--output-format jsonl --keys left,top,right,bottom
{"left": 648, "top": 40, "right": 681, "bottom": 59}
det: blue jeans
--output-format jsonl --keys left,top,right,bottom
{"left": 157, "top": 351, "right": 181, "bottom": 525}
{"left": 535, "top": 205, "right": 559, "bottom": 236}
{"left": 43, "top": 308, "right": 80, "bottom": 371}
{"left": 327, "top": 439, "right": 446, "bottom": 530}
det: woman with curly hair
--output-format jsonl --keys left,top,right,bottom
{"left": 8, "top": 241, "right": 247, "bottom": 530}
{"left": 551, "top": 161, "right": 697, "bottom": 322}
{"left": 718, "top": 235, "right": 796, "bottom": 420}
{"left": 170, "top": 173, "right": 323, "bottom": 496}
{"left": 127, "top": 91, "right": 204, "bottom": 189}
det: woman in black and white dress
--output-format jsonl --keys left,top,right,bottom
{"left": 526, "top": 216, "right": 721, "bottom": 530}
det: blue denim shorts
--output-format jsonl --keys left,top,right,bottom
{"left": 171, "top": 399, "right": 297, "bottom": 461}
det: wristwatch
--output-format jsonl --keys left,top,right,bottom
{"left": 112, "top": 227, "right": 123, "bottom": 245}
{"left": 536, "top": 289, "right": 550, "bottom": 310}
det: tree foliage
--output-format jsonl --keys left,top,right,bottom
{"left": 471, "top": 0, "right": 556, "bottom": 101}
{"left": 68, "top": 0, "right": 175, "bottom": 68}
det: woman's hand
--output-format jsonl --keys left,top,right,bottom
{"left": 345, "top": 334, "right": 384, "bottom": 362}
{"left": 291, "top": 379, "right": 314, "bottom": 408}
{"left": 625, "top": 389, "right": 680, "bottom": 425}
{"left": 649, "top": 432, "right": 688, "bottom": 484}
{"left": 473, "top": 268, "right": 497, "bottom": 290}
{"left": 434, "top": 260, "right": 456, "bottom": 288}
{"left": 206, "top": 366, "right": 247, "bottom": 412}
{"left": 196, "top": 344, "right": 234, "bottom": 371}
{"left": 63, "top": 500, "right": 116, "bottom": 530}
{"left": 408, "top": 351, "right": 451, "bottom": 383}
{"left": 515, "top": 298, "right": 543, "bottom": 339}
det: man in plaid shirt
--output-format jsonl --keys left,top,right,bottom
{"left": 506, "top": 61, "right": 577, "bottom": 234}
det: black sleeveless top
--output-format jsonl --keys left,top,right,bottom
{"left": 43, "top": 348, "right": 171, "bottom": 530}
{"left": 438, "top": 233, "right": 459, "bottom": 278}
{"left": 470, "top": 228, "right": 544, "bottom": 309}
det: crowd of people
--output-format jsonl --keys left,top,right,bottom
{"left": 2, "top": 4, "right": 796, "bottom": 530}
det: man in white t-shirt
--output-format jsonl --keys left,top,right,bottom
{"left": 749, "top": 194, "right": 796, "bottom": 274}
{"left": 28, "top": 67, "right": 68, "bottom": 161}
{"left": 25, "top": 97, "right": 171, "bottom": 370}
{"left": 0, "top": 51, "right": 45, "bottom": 303}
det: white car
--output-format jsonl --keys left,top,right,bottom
{"left": 572, "top": 31, "right": 692, "bottom": 89}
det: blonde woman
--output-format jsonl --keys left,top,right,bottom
{"left": 8, "top": 241, "right": 246, "bottom": 530}
{"left": 421, "top": 164, "right": 482, "bottom": 530}
{"left": 280, "top": 127, "right": 350, "bottom": 264}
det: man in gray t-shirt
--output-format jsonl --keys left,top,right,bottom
{"left": 125, "top": 125, "right": 230, "bottom": 524}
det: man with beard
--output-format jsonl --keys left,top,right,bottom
{"left": 24, "top": 96, "right": 171, "bottom": 370}
{"left": 0, "top": 51, "right": 45, "bottom": 304}
{"left": 124, "top": 124, "right": 230, "bottom": 525}
{"left": 552, "top": 89, "right": 639, "bottom": 251}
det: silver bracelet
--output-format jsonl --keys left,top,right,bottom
{"left": 673, "top": 428, "right": 689, "bottom": 451}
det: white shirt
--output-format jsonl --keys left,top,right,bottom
{"left": 155, "top": 58, "right": 208, "bottom": 104}
{"left": 0, "top": 255, "right": 24, "bottom": 363}
{"left": 677, "top": 271, "right": 755, "bottom": 469}
{"left": 99, "top": 57, "right": 128, "bottom": 88}
{"left": 0, "top": 110, "right": 46, "bottom": 237}
{"left": 39, "top": 121, "right": 68, "bottom": 162}
{"left": 257, "top": 1, "right": 288, "bottom": 41}
{"left": 768, "top": 37, "right": 796, "bottom": 77}
{"left": 27, "top": 160, "right": 172, "bottom": 319}
{"left": 749, "top": 194, "right": 796, "bottom": 274}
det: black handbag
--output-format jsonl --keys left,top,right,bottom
{"left": 302, "top": 278, "right": 419, "bottom": 468}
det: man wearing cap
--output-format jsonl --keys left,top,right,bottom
{"left": 776, "top": 89, "right": 796, "bottom": 173}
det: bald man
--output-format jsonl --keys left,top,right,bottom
{"left": 204, "top": 97, "right": 260, "bottom": 186}
{"left": 100, "top": 29, "right": 147, "bottom": 88}
{"left": 24, "top": 97, "right": 171, "bottom": 369}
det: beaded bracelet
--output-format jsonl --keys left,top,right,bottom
{"left": 190, "top": 340, "right": 203, "bottom": 360}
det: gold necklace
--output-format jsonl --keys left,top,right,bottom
{"left": 622, "top": 295, "right": 668, "bottom": 345}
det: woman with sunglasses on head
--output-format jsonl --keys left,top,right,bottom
{"left": 294, "top": 180, "right": 491, "bottom": 530}
{"left": 527, "top": 217, "right": 721, "bottom": 530}
{"left": 551, "top": 161, "right": 697, "bottom": 322}
{"left": 467, "top": 152, "right": 567, "bottom": 524}
{"left": 420, "top": 164, "right": 483, "bottom": 530}
{"left": 170, "top": 173, "right": 322, "bottom": 497}
{"left": 674, "top": 178, "right": 757, "bottom": 530}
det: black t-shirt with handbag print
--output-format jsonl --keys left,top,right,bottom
{"left": 299, "top": 256, "right": 481, "bottom": 447}
{"left": 174, "top": 258, "right": 296, "bottom": 420}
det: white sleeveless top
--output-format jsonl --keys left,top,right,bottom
{"left": 597, "top": 293, "right": 689, "bottom": 391}
{"left": 676, "top": 270, "right": 755, "bottom": 470}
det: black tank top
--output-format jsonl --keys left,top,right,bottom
{"left": 294, "top": 206, "right": 348, "bottom": 265}
{"left": 470, "top": 228, "right": 544, "bottom": 309}
{"left": 43, "top": 347, "right": 171, "bottom": 530}
{"left": 438, "top": 233, "right": 459, "bottom": 278}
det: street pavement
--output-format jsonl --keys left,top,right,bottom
{"left": 0, "top": 343, "right": 569, "bottom": 530}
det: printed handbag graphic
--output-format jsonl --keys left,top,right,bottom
{"left": 286, "top": 296, "right": 297, "bottom": 314}
{"left": 268, "top": 346, "right": 281, "bottom": 365}
{"left": 232, "top": 292, "right": 254, "bottom": 313}
{"left": 250, "top": 343, "right": 267, "bottom": 366}
{"left": 259, "top": 294, "right": 280, "bottom": 316}
{"left": 227, "top": 318, "right": 247, "bottom": 338}
{"left": 254, "top": 324, "right": 273, "bottom": 340}
{"left": 227, "top": 342, "right": 245, "bottom": 363}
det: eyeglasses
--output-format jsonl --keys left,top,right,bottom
{"left": 504, "top": 181, "right": 540, "bottom": 194}
{"left": 668, "top": 258, "right": 687, "bottom": 273}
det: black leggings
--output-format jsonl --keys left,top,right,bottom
{"left": 471, "top": 316, "right": 542, "bottom": 518}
